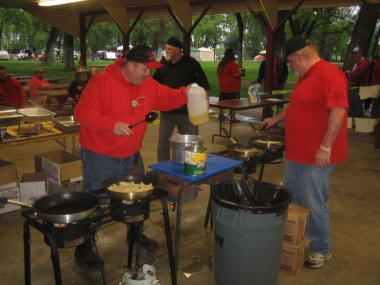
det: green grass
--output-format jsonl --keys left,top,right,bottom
{"left": 0, "top": 59, "right": 297, "bottom": 98}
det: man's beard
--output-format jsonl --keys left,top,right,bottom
{"left": 165, "top": 54, "right": 171, "bottom": 61}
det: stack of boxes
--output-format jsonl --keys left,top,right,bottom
{"left": 0, "top": 159, "right": 20, "bottom": 214}
{"left": 0, "top": 150, "right": 83, "bottom": 216}
{"left": 280, "top": 204, "right": 310, "bottom": 274}
{"left": 33, "top": 150, "right": 83, "bottom": 194}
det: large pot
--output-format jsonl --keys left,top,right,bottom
{"left": 102, "top": 174, "right": 159, "bottom": 201}
{"left": 5, "top": 191, "right": 99, "bottom": 224}
{"left": 170, "top": 134, "right": 203, "bottom": 164}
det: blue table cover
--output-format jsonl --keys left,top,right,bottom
{"left": 148, "top": 154, "right": 242, "bottom": 182}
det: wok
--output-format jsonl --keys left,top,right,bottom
{"left": 222, "top": 128, "right": 267, "bottom": 158}
{"left": 3, "top": 192, "right": 99, "bottom": 224}
{"left": 102, "top": 174, "right": 159, "bottom": 201}
{"left": 248, "top": 135, "right": 285, "bottom": 150}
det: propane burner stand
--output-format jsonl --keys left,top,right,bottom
{"left": 21, "top": 189, "right": 176, "bottom": 285}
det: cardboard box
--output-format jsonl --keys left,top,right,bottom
{"left": 19, "top": 173, "right": 48, "bottom": 203}
{"left": 284, "top": 204, "right": 310, "bottom": 245}
{"left": 0, "top": 186, "right": 21, "bottom": 214}
{"left": 48, "top": 180, "right": 83, "bottom": 195}
{"left": 34, "top": 150, "right": 83, "bottom": 185}
{"left": 0, "top": 159, "right": 18, "bottom": 188}
{"left": 280, "top": 236, "right": 308, "bottom": 274}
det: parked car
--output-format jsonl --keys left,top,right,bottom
{"left": 110, "top": 50, "right": 122, "bottom": 58}
{"left": 0, "top": 51, "right": 10, "bottom": 61}
{"left": 73, "top": 51, "right": 80, "bottom": 60}
{"left": 96, "top": 51, "right": 107, "bottom": 60}
{"left": 17, "top": 49, "right": 34, "bottom": 60}
{"left": 104, "top": 51, "right": 116, "bottom": 60}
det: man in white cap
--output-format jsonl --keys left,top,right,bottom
{"left": 345, "top": 47, "right": 369, "bottom": 118}
{"left": 153, "top": 37, "right": 210, "bottom": 162}
{"left": 261, "top": 37, "right": 348, "bottom": 269}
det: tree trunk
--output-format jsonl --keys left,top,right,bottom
{"left": 41, "top": 25, "right": 60, "bottom": 66}
{"left": 235, "top": 13, "right": 243, "bottom": 67}
{"left": 343, "top": 5, "right": 380, "bottom": 71}
{"left": 62, "top": 32, "right": 76, "bottom": 72}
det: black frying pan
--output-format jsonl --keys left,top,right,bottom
{"left": 4, "top": 192, "right": 99, "bottom": 224}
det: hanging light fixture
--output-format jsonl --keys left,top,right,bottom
{"left": 39, "top": 0, "right": 85, "bottom": 6}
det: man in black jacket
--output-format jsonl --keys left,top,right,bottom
{"left": 256, "top": 51, "right": 289, "bottom": 91}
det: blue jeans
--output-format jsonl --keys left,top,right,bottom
{"left": 80, "top": 147, "right": 145, "bottom": 192}
{"left": 283, "top": 160, "right": 336, "bottom": 255}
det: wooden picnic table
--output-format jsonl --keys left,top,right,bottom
{"left": 8, "top": 74, "right": 19, "bottom": 77}
{"left": 12, "top": 75, "right": 33, "bottom": 80}
{"left": 24, "top": 83, "right": 70, "bottom": 92}
{"left": 18, "top": 78, "right": 67, "bottom": 86}
{"left": 36, "top": 89, "right": 70, "bottom": 112}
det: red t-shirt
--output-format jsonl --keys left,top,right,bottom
{"left": 285, "top": 60, "right": 348, "bottom": 164}
{"left": 0, "top": 76, "right": 28, "bottom": 108}
{"left": 217, "top": 61, "right": 241, "bottom": 93}
{"left": 28, "top": 77, "right": 51, "bottom": 98}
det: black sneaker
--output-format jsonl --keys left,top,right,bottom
{"left": 74, "top": 240, "right": 104, "bottom": 267}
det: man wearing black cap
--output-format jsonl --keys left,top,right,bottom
{"left": 74, "top": 44, "right": 190, "bottom": 267}
{"left": 153, "top": 37, "right": 210, "bottom": 162}
{"left": 345, "top": 47, "right": 369, "bottom": 118}
{"left": 261, "top": 37, "right": 348, "bottom": 269}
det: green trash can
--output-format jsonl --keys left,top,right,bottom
{"left": 211, "top": 180, "right": 291, "bottom": 285}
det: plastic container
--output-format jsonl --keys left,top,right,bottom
{"left": 248, "top": 84, "right": 261, "bottom": 103}
{"left": 187, "top": 83, "right": 209, "bottom": 125}
{"left": 211, "top": 179, "right": 291, "bottom": 285}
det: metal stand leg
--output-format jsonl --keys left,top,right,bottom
{"left": 174, "top": 182, "right": 192, "bottom": 278}
{"left": 24, "top": 221, "right": 31, "bottom": 285}
{"left": 258, "top": 162, "right": 265, "bottom": 181}
{"left": 127, "top": 223, "right": 135, "bottom": 269}
{"left": 91, "top": 234, "right": 107, "bottom": 285}
{"left": 159, "top": 197, "right": 176, "bottom": 285}
{"left": 204, "top": 194, "right": 213, "bottom": 229}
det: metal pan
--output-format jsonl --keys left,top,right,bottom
{"left": 102, "top": 174, "right": 159, "bottom": 201}
{"left": 227, "top": 142, "right": 267, "bottom": 158}
{"left": 5, "top": 192, "right": 99, "bottom": 224}
{"left": 221, "top": 127, "right": 267, "bottom": 158}
{"left": 248, "top": 135, "right": 285, "bottom": 150}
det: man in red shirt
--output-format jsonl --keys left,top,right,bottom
{"left": 28, "top": 68, "right": 53, "bottom": 105}
{"left": 0, "top": 66, "right": 28, "bottom": 108}
{"left": 262, "top": 37, "right": 348, "bottom": 269}
{"left": 345, "top": 47, "right": 369, "bottom": 118}
{"left": 74, "top": 44, "right": 189, "bottom": 267}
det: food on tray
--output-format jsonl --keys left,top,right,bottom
{"left": 108, "top": 181, "right": 153, "bottom": 193}
{"left": 235, "top": 147, "right": 260, "bottom": 152}
{"left": 255, "top": 139, "right": 282, "bottom": 144}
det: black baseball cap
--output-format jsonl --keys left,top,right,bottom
{"left": 285, "top": 37, "right": 311, "bottom": 58}
{"left": 125, "top": 44, "right": 163, "bottom": 69}
{"left": 166, "top": 37, "right": 183, "bottom": 49}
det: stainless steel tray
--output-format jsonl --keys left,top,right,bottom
{"left": 53, "top": 116, "right": 81, "bottom": 132}
{"left": 0, "top": 109, "right": 23, "bottom": 127}
{"left": 18, "top": 108, "right": 56, "bottom": 123}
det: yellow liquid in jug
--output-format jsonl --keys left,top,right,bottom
{"left": 189, "top": 113, "right": 210, "bottom": 126}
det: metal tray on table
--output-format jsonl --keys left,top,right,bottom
{"left": 53, "top": 116, "right": 81, "bottom": 132}
{"left": 18, "top": 108, "right": 56, "bottom": 123}
{"left": 0, "top": 109, "right": 23, "bottom": 127}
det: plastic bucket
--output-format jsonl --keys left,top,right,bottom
{"left": 169, "top": 134, "right": 203, "bottom": 164}
{"left": 211, "top": 180, "right": 291, "bottom": 285}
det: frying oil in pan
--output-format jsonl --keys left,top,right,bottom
{"left": 45, "top": 204, "right": 90, "bottom": 215}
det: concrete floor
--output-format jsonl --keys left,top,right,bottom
{"left": 0, "top": 106, "right": 379, "bottom": 285}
